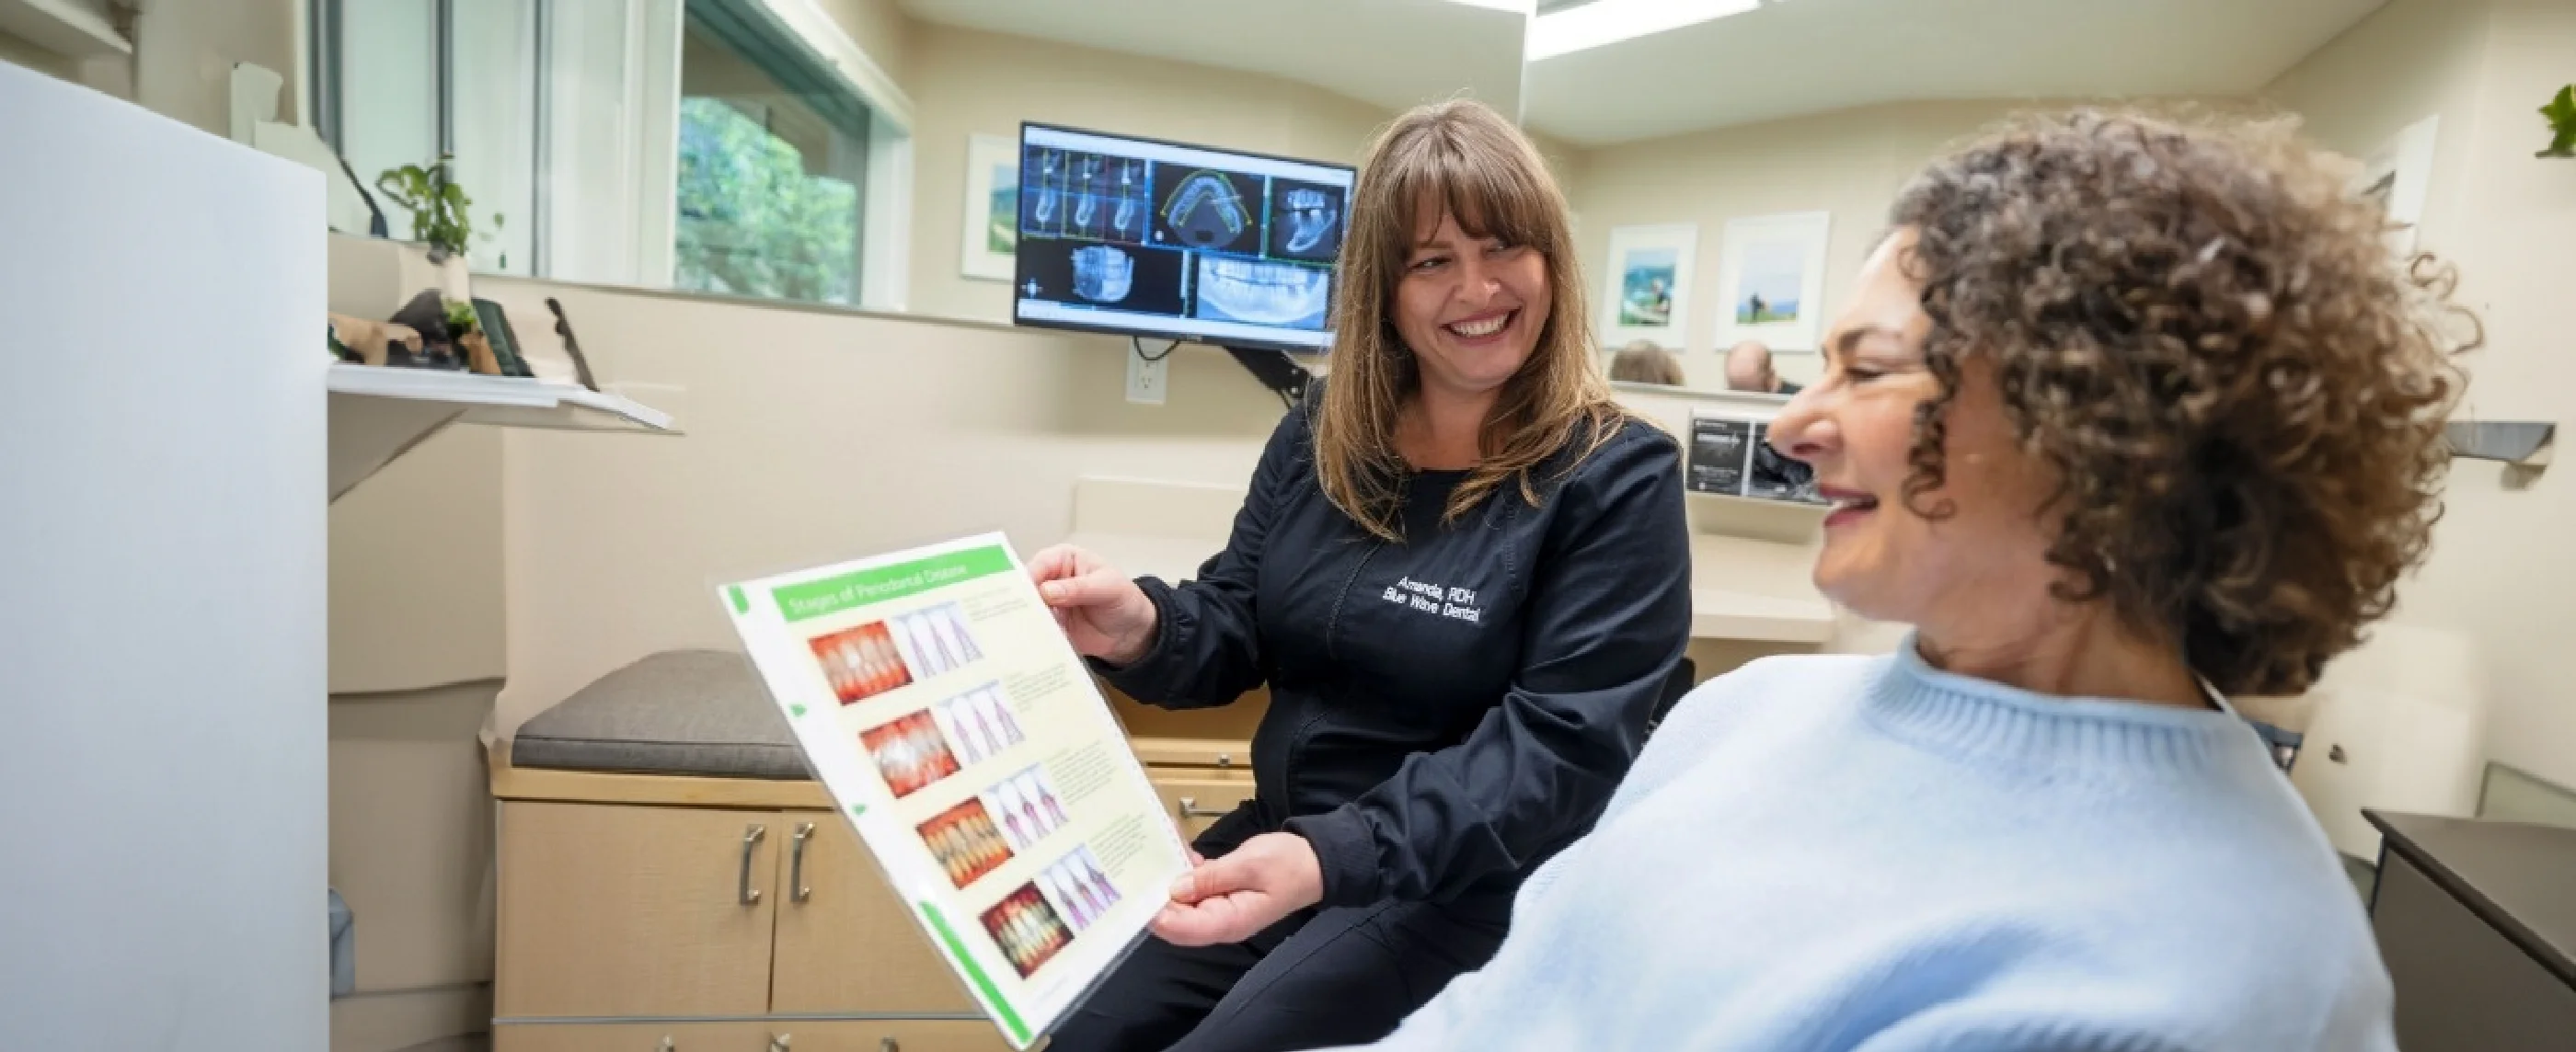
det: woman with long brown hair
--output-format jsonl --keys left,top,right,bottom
{"left": 1029, "top": 98, "right": 1692, "bottom": 1051}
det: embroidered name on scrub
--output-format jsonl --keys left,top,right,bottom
{"left": 1385, "top": 577, "right": 1483, "bottom": 624}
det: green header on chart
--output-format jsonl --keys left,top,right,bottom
{"left": 770, "top": 545, "right": 1012, "bottom": 623}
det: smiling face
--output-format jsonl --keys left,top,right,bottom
{"left": 1768, "top": 229, "right": 2063, "bottom": 631}
{"left": 1392, "top": 200, "right": 1551, "bottom": 400}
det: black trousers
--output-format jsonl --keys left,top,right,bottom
{"left": 1044, "top": 896, "right": 1510, "bottom": 1052}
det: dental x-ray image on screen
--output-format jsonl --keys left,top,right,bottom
{"left": 1154, "top": 167, "right": 1262, "bottom": 254}
{"left": 1012, "top": 122, "right": 1354, "bottom": 352}
{"left": 1195, "top": 257, "right": 1330, "bottom": 331}
{"left": 1268, "top": 178, "right": 1346, "bottom": 262}
{"left": 1015, "top": 236, "right": 1188, "bottom": 317}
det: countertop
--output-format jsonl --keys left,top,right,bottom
{"left": 1064, "top": 530, "right": 1836, "bottom": 645}
{"left": 2367, "top": 809, "right": 2576, "bottom": 989}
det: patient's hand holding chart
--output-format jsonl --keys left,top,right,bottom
{"left": 719, "top": 533, "right": 1190, "bottom": 1048}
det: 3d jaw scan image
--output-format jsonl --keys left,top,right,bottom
{"left": 1156, "top": 167, "right": 1259, "bottom": 253}
{"left": 1268, "top": 178, "right": 1346, "bottom": 261}
{"left": 1193, "top": 256, "right": 1329, "bottom": 330}
{"left": 1072, "top": 245, "right": 1134, "bottom": 303}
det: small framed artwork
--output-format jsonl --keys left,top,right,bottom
{"left": 1713, "top": 212, "right": 1832, "bottom": 353}
{"left": 960, "top": 134, "right": 1020, "bottom": 281}
{"left": 1601, "top": 223, "right": 1697, "bottom": 347}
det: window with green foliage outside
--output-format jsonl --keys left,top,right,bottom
{"left": 674, "top": 6, "right": 869, "bottom": 306}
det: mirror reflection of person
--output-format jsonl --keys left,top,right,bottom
{"left": 1029, "top": 98, "right": 1691, "bottom": 1052}
{"left": 1605, "top": 339, "right": 1685, "bottom": 386}
{"left": 1330, "top": 109, "right": 2459, "bottom": 1051}
{"left": 1723, "top": 338, "right": 1803, "bottom": 394}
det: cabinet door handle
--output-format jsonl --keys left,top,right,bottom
{"left": 790, "top": 822, "right": 815, "bottom": 903}
{"left": 769, "top": 1034, "right": 791, "bottom": 1051}
{"left": 657, "top": 1037, "right": 674, "bottom": 1052}
{"left": 1176, "top": 796, "right": 1229, "bottom": 818}
{"left": 739, "top": 824, "right": 767, "bottom": 905}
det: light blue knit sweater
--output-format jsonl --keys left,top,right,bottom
{"left": 1340, "top": 643, "right": 2395, "bottom": 1051}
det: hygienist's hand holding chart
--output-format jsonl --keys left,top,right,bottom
{"left": 718, "top": 532, "right": 1190, "bottom": 1049}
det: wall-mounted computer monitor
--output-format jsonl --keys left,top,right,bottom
{"left": 1011, "top": 122, "right": 1354, "bottom": 353}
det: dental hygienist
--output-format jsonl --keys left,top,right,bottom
{"left": 1029, "top": 99, "right": 1692, "bottom": 1052}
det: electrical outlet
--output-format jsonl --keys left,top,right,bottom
{"left": 1126, "top": 347, "right": 1168, "bottom": 405}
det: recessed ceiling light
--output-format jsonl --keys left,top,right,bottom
{"left": 1526, "top": 0, "right": 1763, "bottom": 61}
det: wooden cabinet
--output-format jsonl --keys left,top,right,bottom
{"left": 1105, "top": 682, "right": 1263, "bottom": 844}
{"left": 492, "top": 1020, "right": 1011, "bottom": 1052}
{"left": 782, "top": 1020, "right": 1018, "bottom": 1051}
{"left": 489, "top": 679, "right": 1275, "bottom": 1045}
{"left": 1148, "top": 771, "right": 1259, "bottom": 841}
{"left": 494, "top": 1022, "right": 776, "bottom": 1052}
{"left": 771, "top": 818, "right": 979, "bottom": 1013}
{"left": 492, "top": 758, "right": 995, "bottom": 1044}
{"left": 495, "top": 802, "right": 782, "bottom": 1017}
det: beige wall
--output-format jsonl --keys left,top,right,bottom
{"left": 904, "top": 22, "right": 1397, "bottom": 323}
{"left": 0, "top": 28, "right": 75, "bottom": 79}
{"left": 1568, "top": 100, "right": 2021, "bottom": 390}
{"left": 814, "top": 0, "right": 914, "bottom": 94}
{"left": 324, "top": 237, "right": 512, "bottom": 1051}
{"left": 2269, "top": 0, "right": 2576, "bottom": 791}
{"left": 132, "top": 0, "right": 300, "bottom": 135}
{"left": 489, "top": 283, "right": 1287, "bottom": 738}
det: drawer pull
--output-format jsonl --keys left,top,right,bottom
{"left": 769, "top": 1034, "right": 791, "bottom": 1051}
{"left": 1216, "top": 752, "right": 1233, "bottom": 769}
{"left": 1176, "top": 796, "right": 1231, "bottom": 819}
{"left": 790, "top": 822, "right": 816, "bottom": 903}
{"left": 657, "top": 1038, "right": 674, "bottom": 1052}
{"left": 739, "top": 825, "right": 767, "bottom": 905}
{"left": 880, "top": 1038, "right": 899, "bottom": 1052}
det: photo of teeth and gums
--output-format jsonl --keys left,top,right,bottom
{"left": 807, "top": 621, "right": 914, "bottom": 704}
{"left": 919, "top": 796, "right": 1016, "bottom": 889}
{"left": 981, "top": 883, "right": 1075, "bottom": 978}
{"left": 857, "top": 708, "right": 961, "bottom": 798}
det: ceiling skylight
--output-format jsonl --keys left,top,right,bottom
{"left": 1525, "top": 0, "right": 1764, "bottom": 61}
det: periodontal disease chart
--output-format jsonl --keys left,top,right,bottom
{"left": 719, "top": 533, "right": 1190, "bottom": 1049}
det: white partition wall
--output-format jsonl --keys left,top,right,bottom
{"left": 0, "top": 64, "right": 328, "bottom": 1050}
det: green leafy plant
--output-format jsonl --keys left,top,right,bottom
{"left": 2539, "top": 85, "right": 2576, "bottom": 158}
{"left": 375, "top": 154, "right": 504, "bottom": 258}
{"left": 443, "top": 299, "right": 479, "bottom": 336}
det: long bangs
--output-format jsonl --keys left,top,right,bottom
{"left": 1374, "top": 127, "right": 1558, "bottom": 257}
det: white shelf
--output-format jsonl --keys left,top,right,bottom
{"left": 327, "top": 363, "right": 676, "bottom": 500}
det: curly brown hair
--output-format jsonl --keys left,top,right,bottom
{"left": 1889, "top": 109, "right": 2469, "bottom": 696}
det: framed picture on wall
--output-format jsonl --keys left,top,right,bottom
{"left": 1713, "top": 212, "right": 1832, "bottom": 353}
{"left": 1600, "top": 223, "right": 1697, "bottom": 347}
{"left": 960, "top": 134, "right": 1019, "bottom": 281}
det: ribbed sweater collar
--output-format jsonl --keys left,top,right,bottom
{"left": 1862, "top": 634, "right": 2259, "bottom": 777}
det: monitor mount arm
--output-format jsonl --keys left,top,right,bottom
{"left": 1221, "top": 345, "right": 1314, "bottom": 407}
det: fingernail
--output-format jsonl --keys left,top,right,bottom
{"left": 1040, "top": 583, "right": 1061, "bottom": 602}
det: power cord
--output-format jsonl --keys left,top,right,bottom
{"left": 1132, "top": 336, "right": 1182, "bottom": 362}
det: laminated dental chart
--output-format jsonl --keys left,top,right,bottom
{"left": 719, "top": 534, "right": 1191, "bottom": 1048}
{"left": 1015, "top": 123, "right": 1351, "bottom": 344}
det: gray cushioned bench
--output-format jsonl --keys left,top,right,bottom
{"left": 511, "top": 649, "right": 813, "bottom": 781}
